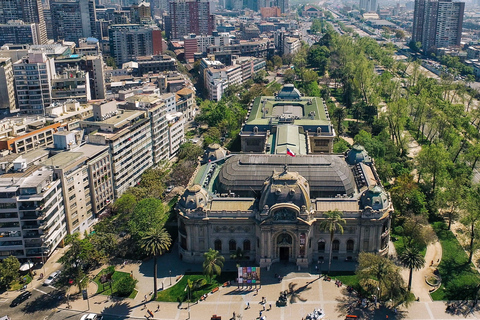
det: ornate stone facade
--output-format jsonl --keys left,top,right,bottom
{"left": 177, "top": 145, "right": 393, "bottom": 270}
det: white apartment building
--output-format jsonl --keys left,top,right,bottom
{"left": 283, "top": 37, "right": 302, "bottom": 55}
{"left": 125, "top": 94, "right": 169, "bottom": 164}
{"left": 80, "top": 102, "right": 153, "bottom": 198}
{"left": 204, "top": 57, "right": 266, "bottom": 101}
{"left": 160, "top": 92, "right": 176, "bottom": 113}
{"left": 0, "top": 166, "right": 67, "bottom": 261}
{"left": 45, "top": 135, "right": 113, "bottom": 235}
{"left": 166, "top": 112, "right": 185, "bottom": 158}
{"left": 13, "top": 52, "right": 56, "bottom": 114}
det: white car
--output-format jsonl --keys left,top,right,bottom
{"left": 80, "top": 314, "right": 103, "bottom": 320}
{"left": 43, "top": 271, "right": 61, "bottom": 286}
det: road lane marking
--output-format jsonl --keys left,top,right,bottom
{"left": 34, "top": 288, "right": 48, "bottom": 294}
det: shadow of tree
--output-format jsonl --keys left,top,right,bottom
{"left": 22, "top": 289, "right": 67, "bottom": 314}
{"left": 287, "top": 282, "right": 311, "bottom": 304}
{"left": 101, "top": 301, "right": 131, "bottom": 318}
{"left": 334, "top": 294, "right": 407, "bottom": 320}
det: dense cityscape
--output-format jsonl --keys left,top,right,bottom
{"left": 0, "top": 0, "right": 480, "bottom": 319}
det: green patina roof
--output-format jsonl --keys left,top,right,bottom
{"left": 274, "top": 125, "right": 306, "bottom": 155}
{"left": 246, "top": 96, "right": 330, "bottom": 126}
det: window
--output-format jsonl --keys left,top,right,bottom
{"left": 347, "top": 240, "right": 354, "bottom": 252}
{"left": 229, "top": 239, "right": 237, "bottom": 251}
{"left": 332, "top": 240, "right": 340, "bottom": 252}
{"left": 214, "top": 239, "right": 222, "bottom": 251}
{"left": 243, "top": 240, "right": 251, "bottom": 252}
{"left": 317, "top": 240, "right": 325, "bottom": 252}
{"left": 314, "top": 140, "right": 329, "bottom": 147}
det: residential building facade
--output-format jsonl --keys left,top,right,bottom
{"left": 0, "top": 166, "right": 67, "bottom": 262}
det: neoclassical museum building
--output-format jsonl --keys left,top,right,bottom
{"left": 176, "top": 85, "right": 393, "bottom": 269}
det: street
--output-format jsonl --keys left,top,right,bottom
{"left": 1, "top": 278, "right": 66, "bottom": 320}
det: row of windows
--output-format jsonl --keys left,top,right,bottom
{"left": 214, "top": 239, "right": 251, "bottom": 252}
{"left": 318, "top": 239, "right": 355, "bottom": 252}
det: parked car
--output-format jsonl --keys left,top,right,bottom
{"left": 10, "top": 291, "right": 31, "bottom": 307}
{"left": 80, "top": 314, "right": 103, "bottom": 320}
{"left": 166, "top": 185, "right": 174, "bottom": 193}
{"left": 43, "top": 271, "right": 61, "bottom": 286}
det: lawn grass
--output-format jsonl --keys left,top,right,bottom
{"left": 333, "top": 275, "right": 359, "bottom": 288}
{"left": 431, "top": 222, "right": 480, "bottom": 301}
{"left": 9, "top": 274, "right": 32, "bottom": 291}
{"left": 93, "top": 269, "right": 137, "bottom": 299}
{"left": 156, "top": 272, "right": 237, "bottom": 303}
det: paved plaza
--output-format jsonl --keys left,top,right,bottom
{"left": 4, "top": 242, "right": 480, "bottom": 320}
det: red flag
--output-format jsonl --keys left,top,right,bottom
{"left": 286, "top": 148, "right": 295, "bottom": 157}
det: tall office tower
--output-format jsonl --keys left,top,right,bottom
{"left": 359, "top": 0, "right": 377, "bottom": 12}
{"left": 0, "top": 57, "right": 17, "bottom": 113}
{"left": 0, "top": 0, "right": 48, "bottom": 44}
{"left": 108, "top": 24, "right": 162, "bottom": 65}
{"left": 413, "top": 0, "right": 464, "bottom": 52}
{"left": 166, "top": 0, "right": 214, "bottom": 39}
{"left": 13, "top": 52, "right": 55, "bottom": 114}
{"left": 50, "top": 0, "right": 97, "bottom": 43}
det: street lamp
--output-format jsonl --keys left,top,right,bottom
{"left": 169, "top": 270, "right": 172, "bottom": 286}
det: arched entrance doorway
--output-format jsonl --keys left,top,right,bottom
{"left": 277, "top": 233, "right": 293, "bottom": 262}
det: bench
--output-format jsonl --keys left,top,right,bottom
{"left": 345, "top": 315, "right": 358, "bottom": 319}
{"left": 176, "top": 276, "right": 182, "bottom": 282}
{"left": 211, "top": 287, "right": 219, "bottom": 294}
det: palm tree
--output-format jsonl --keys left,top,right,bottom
{"left": 187, "top": 278, "right": 206, "bottom": 301}
{"left": 398, "top": 247, "right": 425, "bottom": 291}
{"left": 203, "top": 248, "right": 225, "bottom": 283}
{"left": 140, "top": 228, "right": 172, "bottom": 300}
{"left": 319, "top": 209, "right": 346, "bottom": 274}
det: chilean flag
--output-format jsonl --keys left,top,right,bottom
{"left": 286, "top": 148, "right": 296, "bottom": 157}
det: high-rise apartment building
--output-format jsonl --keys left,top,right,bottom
{"left": 80, "top": 102, "right": 153, "bottom": 198}
{"left": 13, "top": 52, "right": 56, "bottom": 114}
{"left": 108, "top": 24, "right": 162, "bottom": 65}
{"left": 0, "top": 166, "right": 67, "bottom": 261}
{"left": 359, "top": 0, "right": 377, "bottom": 12}
{"left": 50, "top": 0, "right": 96, "bottom": 43}
{"left": 0, "top": 57, "right": 17, "bottom": 113}
{"left": 413, "top": 0, "right": 464, "bottom": 52}
{"left": 165, "top": 0, "right": 214, "bottom": 39}
{"left": 0, "top": 0, "right": 48, "bottom": 44}
{"left": 0, "top": 21, "right": 41, "bottom": 46}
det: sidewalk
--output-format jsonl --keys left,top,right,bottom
{"left": 0, "top": 245, "right": 68, "bottom": 299}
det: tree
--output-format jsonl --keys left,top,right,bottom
{"left": 395, "top": 30, "right": 405, "bottom": 39}
{"left": 356, "top": 252, "right": 407, "bottom": 304}
{"left": 0, "top": 256, "right": 20, "bottom": 289}
{"left": 272, "top": 55, "right": 283, "bottom": 69}
{"left": 417, "top": 143, "right": 451, "bottom": 195}
{"left": 58, "top": 233, "right": 101, "bottom": 293}
{"left": 128, "top": 198, "right": 168, "bottom": 242}
{"left": 398, "top": 247, "right": 425, "bottom": 291}
{"left": 170, "top": 160, "right": 197, "bottom": 187}
{"left": 333, "top": 107, "right": 346, "bottom": 134}
{"left": 203, "top": 248, "right": 225, "bottom": 283}
{"left": 90, "top": 232, "right": 118, "bottom": 263}
{"left": 319, "top": 210, "right": 346, "bottom": 274}
{"left": 187, "top": 278, "right": 207, "bottom": 301}
{"left": 284, "top": 69, "right": 296, "bottom": 84}
{"left": 113, "top": 193, "right": 137, "bottom": 215}
{"left": 140, "top": 228, "right": 172, "bottom": 299}
{"left": 461, "top": 186, "right": 480, "bottom": 263}
{"left": 114, "top": 276, "right": 137, "bottom": 297}
{"left": 178, "top": 142, "right": 203, "bottom": 162}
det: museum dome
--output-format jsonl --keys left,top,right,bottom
{"left": 360, "top": 185, "right": 389, "bottom": 210}
{"left": 178, "top": 184, "right": 209, "bottom": 210}
{"left": 204, "top": 143, "right": 227, "bottom": 163}
{"left": 259, "top": 166, "right": 310, "bottom": 210}
{"left": 346, "top": 144, "right": 372, "bottom": 165}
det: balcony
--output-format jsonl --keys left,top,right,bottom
{"left": 22, "top": 224, "right": 40, "bottom": 230}
{"left": 24, "top": 231, "right": 40, "bottom": 238}
{"left": 24, "top": 241, "right": 42, "bottom": 248}
{"left": 21, "top": 212, "right": 45, "bottom": 220}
